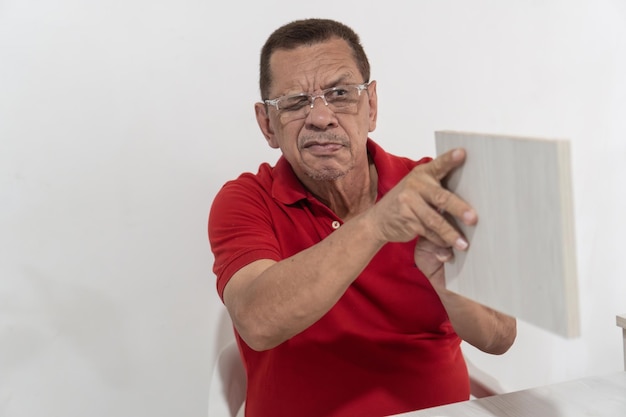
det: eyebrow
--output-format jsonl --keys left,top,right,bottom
{"left": 320, "top": 74, "right": 356, "bottom": 90}
{"left": 273, "top": 73, "right": 359, "bottom": 99}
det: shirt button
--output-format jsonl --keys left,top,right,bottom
{"left": 331, "top": 221, "right": 341, "bottom": 229}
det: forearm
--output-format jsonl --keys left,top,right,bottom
{"left": 225, "top": 212, "right": 385, "bottom": 351}
{"left": 436, "top": 288, "right": 517, "bottom": 354}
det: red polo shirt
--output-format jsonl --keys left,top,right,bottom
{"left": 208, "top": 139, "right": 469, "bottom": 417}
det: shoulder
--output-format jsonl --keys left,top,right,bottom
{"left": 367, "top": 139, "right": 432, "bottom": 192}
{"left": 211, "top": 163, "right": 275, "bottom": 207}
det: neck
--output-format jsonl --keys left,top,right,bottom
{"left": 304, "top": 157, "right": 378, "bottom": 221}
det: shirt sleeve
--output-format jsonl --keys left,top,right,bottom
{"left": 208, "top": 176, "right": 282, "bottom": 300}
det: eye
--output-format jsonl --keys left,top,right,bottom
{"left": 280, "top": 95, "right": 310, "bottom": 111}
{"left": 327, "top": 87, "right": 351, "bottom": 100}
{"left": 325, "top": 86, "right": 360, "bottom": 106}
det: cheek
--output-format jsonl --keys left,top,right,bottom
{"left": 352, "top": 115, "right": 373, "bottom": 139}
{"left": 273, "top": 126, "right": 302, "bottom": 153}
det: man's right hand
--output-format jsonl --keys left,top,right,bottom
{"left": 366, "top": 147, "right": 477, "bottom": 250}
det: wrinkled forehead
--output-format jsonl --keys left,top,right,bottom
{"left": 268, "top": 38, "right": 363, "bottom": 95}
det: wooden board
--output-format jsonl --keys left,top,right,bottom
{"left": 435, "top": 131, "right": 580, "bottom": 338}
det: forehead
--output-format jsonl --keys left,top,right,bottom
{"left": 268, "top": 38, "right": 362, "bottom": 94}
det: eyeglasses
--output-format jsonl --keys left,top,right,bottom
{"left": 264, "top": 82, "right": 370, "bottom": 123}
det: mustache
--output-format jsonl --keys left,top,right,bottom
{"left": 299, "top": 133, "right": 350, "bottom": 149}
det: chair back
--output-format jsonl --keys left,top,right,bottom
{"left": 208, "top": 340, "right": 246, "bottom": 417}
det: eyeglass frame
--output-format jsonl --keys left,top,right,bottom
{"left": 263, "top": 82, "right": 371, "bottom": 114}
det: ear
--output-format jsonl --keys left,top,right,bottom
{"left": 366, "top": 80, "right": 378, "bottom": 133}
{"left": 255, "top": 102, "right": 279, "bottom": 149}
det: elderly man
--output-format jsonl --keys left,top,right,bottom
{"left": 209, "top": 18, "right": 516, "bottom": 417}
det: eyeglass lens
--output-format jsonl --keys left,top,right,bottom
{"left": 273, "top": 84, "right": 367, "bottom": 122}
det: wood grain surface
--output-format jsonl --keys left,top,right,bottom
{"left": 435, "top": 131, "right": 580, "bottom": 338}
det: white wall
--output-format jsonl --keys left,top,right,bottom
{"left": 1, "top": 1, "right": 624, "bottom": 416}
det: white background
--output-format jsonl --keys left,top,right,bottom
{"left": 1, "top": 1, "right": 625, "bottom": 416}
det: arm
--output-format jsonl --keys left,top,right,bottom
{"left": 224, "top": 214, "right": 384, "bottom": 351}
{"left": 223, "top": 148, "right": 478, "bottom": 351}
{"left": 414, "top": 238, "right": 517, "bottom": 354}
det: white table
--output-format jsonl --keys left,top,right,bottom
{"left": 392, "top": 372, "right": 626, "bottom": 417}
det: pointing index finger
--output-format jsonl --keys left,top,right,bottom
{"left": 426, "top": 148, "right": 478, "bottom": 229}
{"left": 427, "top": 148, "right": 466, "bottom": 181}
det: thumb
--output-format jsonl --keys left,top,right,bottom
{"left": 414, "top": 237, "right": 453, "bottom": 278}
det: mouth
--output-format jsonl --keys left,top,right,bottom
{"left": 302, "top": 142, "right": 344, "bottom": 156}
{"left": 300, "top": 136, "right": 348, "bottom": 155}
{"left": 303, "top": 141, "right": 344, "bottom": 152}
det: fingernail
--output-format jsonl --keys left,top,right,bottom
{"left": 463, "top": 210, "right": 477, "bottom": 224}
{"left": 436, "top": 253, "right": 450, "bottom": 263}
{"left": 435, "top": 249, "right": 452, "bottom": 263}
{"left": 455, "top": 237, "right": 468, "bottom": 251}
{"left": 452, "top": 148, "right": 464, "bottom": 160}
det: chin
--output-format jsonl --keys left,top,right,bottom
{"left": 305, "top": 165, "right": 353, "bottom": 182}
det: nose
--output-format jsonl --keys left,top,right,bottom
{"left": 305, "top": 95, "right": 337, "bottom": 129}
{"left": 308, "top": 93, "right": 329, "bottom": 109}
